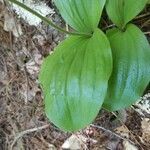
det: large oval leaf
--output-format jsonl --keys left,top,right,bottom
{"left": 39, "top": 28, "right": 112, "bottom": 131}
{"left": 54, "top": 0, "right": 106, "bottom": 33}
{"left": 106, "top": 0, "right": 148, "bottom": 28}
{"left": 103, "top": 24, "right": 150, "bottom": 111}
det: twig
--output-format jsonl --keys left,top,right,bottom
{"left": 23, "top": 66, "right": 29, "bottom": 103}
{"left": 90, "top": 124, "right": 136, "bottom": 145}
{"left": 8, "top": 115, "right": 24, "bottom": 150}
{"left": 134, "top": 12, "right": 150, "bottom": 20}
{"left": 144, "top": 31, "right": 150, "bottom": 35}
{"left": 10, "top": 124, "right": 50, "bottom": 150}
{"left": 111, "top": 112, "right": 144, "bottom": 150}
{"left": 102, "top": 24, "right": 115, "bottom": 30}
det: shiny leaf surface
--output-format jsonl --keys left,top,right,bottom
{"left": 106, "top": 0, "right": 148, "bottom": 28}
{"left": 39, "top": 29, "right": 112, "bottom": 131}
{"left": 103, "top": 24, "right": 150, "bottom": 111}
{"left": 54, "top": 0, "right": 106, "bottom": 33}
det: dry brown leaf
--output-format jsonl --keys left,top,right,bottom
{"left": 135, "top": 93, "right": 150, "bottom": 116}
{"left": 62, "top": 134, "right": 87, "bottom": 150}
{"left": 123, "top": 141, "right": 138, "bottom": 150}
{"left": 25, "top": 50, "right": 42, "bottom": 78}
{"left": 115, "top": 126, "right": 129, "bottom": 138}
{"left": 11, "top": 0, "right": 55, "bottom": 26}
{"left": 0, "top": 0, "right": 4, "bottom": 4}
{"left": 141, "top": 118, "right": 150, "bottom": 145}
{"left": 21, "top": 81, "right": 40, "bottom": 102}
{"left": 4, "top": 11, "right": 22, "bottom": 37}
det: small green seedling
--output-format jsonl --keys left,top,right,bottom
{"left": 9, "top": 0, "right": 150, "bottom": 132}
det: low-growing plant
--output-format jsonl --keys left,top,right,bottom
{"left": 9, "top": 0, "right": 150, "bottom": 132}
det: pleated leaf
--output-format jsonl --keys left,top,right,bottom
{"left": 103, "top": 24, "right": 150, "bottom": 111}
{"left": 39, "top": 28, "right": 112, "bottom": 131}
{"left": 54, "top": 0, "right": 106, "bottom": 33}
{"left": 106, "top": 0, "right": 148, "bottom": 28}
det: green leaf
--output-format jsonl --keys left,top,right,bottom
{"left": 106, "top": 0, "right": 148, "bottom": 28}
{"left": 103, "top": 24, "right": 150, "bottom": 111}
{"left": 54, "top": 0, "right": 106, "bottom": 33}
{"left": 39, "top": 28, "right": 112, "bottom": 131}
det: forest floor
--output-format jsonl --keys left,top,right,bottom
{"left": 0, "top": 0, "right": 150, "bottom": 150}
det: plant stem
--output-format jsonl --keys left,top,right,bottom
{"left": 8, "top": 0, "right": 92, "bottom": 37}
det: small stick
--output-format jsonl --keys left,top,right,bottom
{"left": 90, "top": 124, "right": 136, "bottom": 146}
{"left": 10, "top": 124, "right": 50, "bottom": 150}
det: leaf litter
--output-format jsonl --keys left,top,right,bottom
{"left": 0, "top": 0, "right": 150, "bottom": 149}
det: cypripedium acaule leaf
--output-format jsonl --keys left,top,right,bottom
{"left": 103, "top": 24, "right": 150, "bottom": 111}
{"left": 39, "top": 28, "right": 112, "bottom": 131}
{"left": 54, "top": 0, "right": 106, "bottom": 33}
{"left": 106, "top": 0, "right": 148, "bottom": 29}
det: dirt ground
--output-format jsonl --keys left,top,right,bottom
{"left": 0, "top": 1, "right": 150, "bottom": 150}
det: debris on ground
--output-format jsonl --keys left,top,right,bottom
{"left": 0, "top": 0, "right": 150, "bottom": 149}
{"left": 11, "top": 0, "right": 55, "bottom": 26}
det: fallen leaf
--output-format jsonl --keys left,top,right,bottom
{"left": 134, "top": 93, "right": 150, "bottom": 116}
{"left": 115, "top": 126, "right": 129, "bottom": 138}
{"left": 4, "top": 11, "right": 22, "bottom": 37}
{"left": 21, "top": 81, "right": 40, "bottom": 102}
{"left": 123, "top": 141, "right": 138, "bottom": 150}
{"left": 25, "top": 50, "right": 42, "bottom": 78}
{"left": 62, "top": 134, "right": 87, "bottom": 150}
{"left": 47, "top": 144, "right": 57, "bottom": 150}
{"left": 0, "top": 0, "right": 4, "bottom": 4}
{"left": 11, "top": 0, "right": 55, "bottom": 26}
{"left": 141, "top": 118, "right": 150, "bottom": 146}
